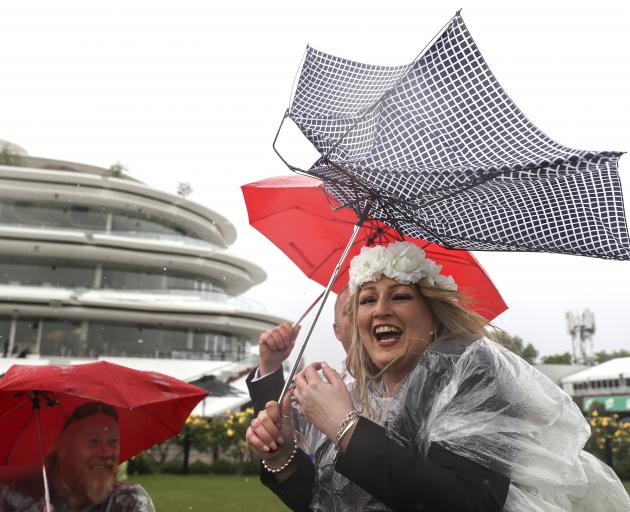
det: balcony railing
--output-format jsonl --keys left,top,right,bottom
{"left": 0, "top": 284, "right": 267, "bottom": 313}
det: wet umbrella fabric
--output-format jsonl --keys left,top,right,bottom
{"left": 242, "top": 174, "right": 507, "bottom": 321}
{"left": 284, "top": 13, "right": 628, "bottom": 260}
{"left": 0, "top": 361, "right": 208, "bottom": 466}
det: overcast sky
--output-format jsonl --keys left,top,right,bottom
{"left": 1, "top": 0, "right": 628, "bottom": 369}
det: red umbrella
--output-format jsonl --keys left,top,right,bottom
{"left": 0, "top": 361, "right": 208, "bottom": 466}
{"left": 242, "top": 174, "right": 506, "bottom": 321}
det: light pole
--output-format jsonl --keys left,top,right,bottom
{"left": 566, "top": 309, "right": 596, "bottom": 365}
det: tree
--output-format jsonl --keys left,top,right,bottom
{"left": 494, "top": 331, "right": 538, "bottom": 364}
{"left": 175, "top": 415, "right": 213, "bottom": 474}
{"left": 207, "top": 415, "right": 231, "bottom": 462}
{"left": 0, "top": 147, "right": 23, "bottom": 166}
{"left": 584, "top": 410, "right": 630, "bottom": 471}
{"left": 595, "top": 350, "right": 630, "bottom": 364}
{"left": 540, "top": 352, "right": 573, "bottom": 364}
{"left": 223, "top": 407, "right": 255, "bottom": 472}
{"left": 521, "top": 343, "right": 539, "bottom": 365}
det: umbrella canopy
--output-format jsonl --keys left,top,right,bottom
{"left": 0, "top": 361, "right": 208, "bottom": 466}
{"left": 242, "top": 174, "right": 506, "bottom": 321}
{"left": 283, "top": 13, "right": 628, "bottom": 260}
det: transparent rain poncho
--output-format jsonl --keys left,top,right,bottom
{"left": 296, "top": 336, "right": 630, "bottom": 512}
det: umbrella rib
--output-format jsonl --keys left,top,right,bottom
{"left": 252, "top": 205, "right": 357, "bottom": 227}
{"left": 315, "top": 12, "right": 458, "bottom": 162}
{"left": 306, "top": 229, "right": 375, "bottom": 277}
{"left": 285, "top": 242, "right": 312, "bottom": 270}
{"left": 0, "top": 395, "right": 33, "bottom": 420}
{"left": 5, "top": 408, "right": 35, "bottom": 465}
{"left": 138, "top": 404, "right": 183, "bottom": 437}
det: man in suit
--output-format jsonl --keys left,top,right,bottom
{"left": 247, "top": 287, "right": 352, "bottom": 412}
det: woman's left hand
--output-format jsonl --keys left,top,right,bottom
{"left": 294, "top": 361, "right": 354, "bottom": 441}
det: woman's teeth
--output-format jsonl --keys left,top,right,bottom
{"left": 374, "top": 325, "right": 402, "bottom": 341}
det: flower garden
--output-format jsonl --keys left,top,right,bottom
{"left": 123, "top": 407, "right": 630, "bottom": 511}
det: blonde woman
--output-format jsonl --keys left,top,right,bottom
{"left": 246, "top": 242, "right": 629, "bottom": 511}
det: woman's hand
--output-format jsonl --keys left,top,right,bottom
{"left": 245, "top": 396, "right": 295, "bottom": 465}
{"left": 294, "top": 362, "right": 354, "bottom": 441}
{"left": 258, "top": 323, "right": 300, "bottom": 376}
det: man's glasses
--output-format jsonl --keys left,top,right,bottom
{"left": 62, "top": 402, "right": 118, "bottom": 431}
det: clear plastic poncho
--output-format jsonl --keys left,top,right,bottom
{"left": 298, "top": 336, "right": 630, "bottom": 512}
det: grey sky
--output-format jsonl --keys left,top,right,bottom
{"left": 1, "top": 0, "right": 628, "bottom": 370}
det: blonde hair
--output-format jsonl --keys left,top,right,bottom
{"left": 345, "top": 277, "right": 493, "bottom": 417}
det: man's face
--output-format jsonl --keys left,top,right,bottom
{"left": 333, "top": 287, "right": 352, "bottom": 354}
{"left": 56, "top": 413, "right": 120, "bottom": 505}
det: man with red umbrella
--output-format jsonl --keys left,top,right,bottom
{"left": 0, "top": 401, "right": 155, "bottom": 512}
{"left": 0, "top": 361, "right": 207, "bottom": 512}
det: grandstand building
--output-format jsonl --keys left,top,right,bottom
{"left": 0, "top": 139, "right": 283, "bottom": 415}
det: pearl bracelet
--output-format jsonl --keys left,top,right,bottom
{"left": 262, "top": 437, "right": 298, "bottom": 474}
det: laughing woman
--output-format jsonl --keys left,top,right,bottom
{"left": 246, "top": 242, "right": 630, "bottom": 512}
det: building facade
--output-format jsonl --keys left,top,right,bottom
{"left": 561, "top": 358, "right": 630, "bottom": 416}
{"left": 0, "top": 140, "right": 283, "bottom": 413}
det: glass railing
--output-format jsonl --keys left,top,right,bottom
{"left": 104, "top": 231, "right": 224, "bottom": 250}
{"left": 96, "top": 288, "right": 267, "bottom": 312}
{"left": 0, "top": 284, "right": 267, "bottom": 313}
{"left": 0, "top": 223, "right": 221, "bottom": 250}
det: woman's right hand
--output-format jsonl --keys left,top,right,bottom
{"left": 258, "top": 323, "right": 300, "bottom": 376}
{"left": 246, "top": 396, "right": 295, "bottom": 466}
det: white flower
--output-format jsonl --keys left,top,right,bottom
{"left": 348, "top": 241, "right": 458, "bottom": 294}
{"left": 349, "top": 244, "right": 388, "bottom": 294}
{"left": 384, "top": 241, "right": 426, "bottom": 285}
{"left": 420, "top": 257, "right": 442, "bottom": 286}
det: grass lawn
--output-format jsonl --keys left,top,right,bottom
{"left": 131, "top": 475, "right": 630, "bottom": 511}
{"left": 129, "top": 474, "right": 289, "bottom": 512}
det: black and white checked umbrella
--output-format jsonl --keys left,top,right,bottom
{"left": 271, "top": 12, "right": 628, "bottom": 402}
{"left": 278, "top": 12, "right": 628, "bottom": 261}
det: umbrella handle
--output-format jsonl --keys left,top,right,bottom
{"left": 279, "top": 218, "right": 365, "bottom": 404}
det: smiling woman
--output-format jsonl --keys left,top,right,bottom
{"left": 246, "top": 241, "right": 630, "bottom": 512}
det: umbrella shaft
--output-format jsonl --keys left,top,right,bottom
{"left": 279, "top": 220, "right": 364, "bottom": 404}
{"left": 33, "top": 405, "right": 51, "bottom": 511}
{"left": 42, "top": 465, "right": 51, "bottom": 510}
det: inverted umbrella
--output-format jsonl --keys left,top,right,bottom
{"left": 275, "top": 12, "right": 628, "bottom": 260}
{"left": 242, "top": 174, "right": 506, "bottom": 321}
{"left": 0, "top": 361, "right": 208, "bottom": 466}
{"left": 268, "top": 11, "right": 627, "bottom": 401}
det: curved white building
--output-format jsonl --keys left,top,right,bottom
{"left": 0, "top": 140, "right": 283, "bottom": 413}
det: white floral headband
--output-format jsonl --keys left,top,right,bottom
{"left": 348, "top": 241, "right": 457, "bottom": 295}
